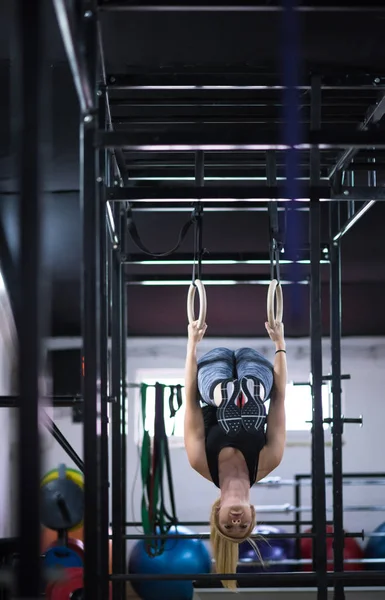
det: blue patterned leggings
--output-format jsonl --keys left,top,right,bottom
{"left": 197, "top": 347, "right": 274, "bottom": 406}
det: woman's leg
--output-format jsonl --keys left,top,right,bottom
{"left": 234, "top": 347, "right": 274, "bottom": 400}
{"left": 197, "top": 347, "right": 234, "bottom": 405}
{"left": 197, "top": 348, "right": 241, "bottom": 436}
{"left": 234, "top": 348, "right": 274, "bottom": 434}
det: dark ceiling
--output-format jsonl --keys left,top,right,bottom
{"left": 1, "top": 1, "right": 385, "bottom": 338}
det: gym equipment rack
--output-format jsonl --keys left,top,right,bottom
{"left": 11, "top": 1, "right": 385, "bottom": 599}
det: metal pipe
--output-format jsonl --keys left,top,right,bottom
{"left": 127, "top": 204, "right": 310, "bottom": 213}
{"left": 52, "top": 0, "right": 94, "bottom": 114}
{"left": 99, "top": 2, "right": 385, "bottom": 13}
{"left": 110, "top": 571, "right": 385, "bottom": 585}
{"left": 97, "top": 127, "right": 385, "bottom": 151}
{"left": 345, "top": 170, "right": 355, "bottom": 218}
{"left": 111, "top": 204, "right": 124, "bottom": 600}
{"left": 310, "top": 74, "right": 328, "bottom": 600}
{"left": 329, "top": 201, "right": 344, "bottom": 600}
{"left": 0, "top": 394, "right": 84, "bottom": 407}
{"left": 108, "top": 184, "right": 385, "bottom": 202}
{"left": 120, "top": 208, "right": 128, "bottom": 574}
{"left": 195, "top": 151, "right": 204, "bottom": 187}
{"left": 98, "top": 88, "right": 110, "bottom": 600}
{"left": 108, "top": 184, "right": 330, "bottom": 201}
{"left": 333, "top": 200, "right": 376, "bottom": 242}
{"left": 122, "top": 251, "right": 326, "bottom": 265}
{"left": 41, "top": 412, "right": 84, "bottom": 472}
{"left": 297, "top": 472, "right": 385, "bottom": 479}
{"left": 125, "top": 275, "right": 311, "bottom": 285}
{"left": 120, "top": 531, "right": 364, "bottom": 541}
{"left": 80, "top": 3, "right": 101, "bottom": 598}
{"left": 123, "top": 519, "right": 325, "bottom": 527}
{"left": 368, "top": 157, "right": 377, "bottom": 187}
{"left": 15, "top": 1, "right": 44, "bottom": 594}
{"left": 294, "top": 474, "right": 301, "bottom": 563}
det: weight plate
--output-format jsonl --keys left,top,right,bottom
{"left": 41, "top": 478, "right": 84, "bottom": 531}
{"left": 41, "top": 468, "right": 83, "bottom": 490}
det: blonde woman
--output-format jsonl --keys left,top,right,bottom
{"left": 184, "top": 320, "right": 287, "bottom": 589}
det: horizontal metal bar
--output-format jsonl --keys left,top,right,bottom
{"left": 122, "top": 251, "right": 329, "bottom": 265}
{"left": 125, "top": 275, "right": 309, "bottom": 285}
{"left": 107, "top": 72, "right": 385, "bottom": 90}
{"left": 0, "top": 395, "right": 84, "bottom": 407}
{"left": 52, "top": 0, "right": 94, "bottom": 114}
{"left": 109, "top": 185, "right": 385, "bottom": 202}
{"left": 120, "top": 531, "right": 363, "bottom": 541}
{"left": 127, "top": 202, "right": 311, "bottom": 212}
{"left": 297, "top": 472, "right": 385, "bottom": 479}
{"left": 99, "top": 1, "right": 385, "bottom": 13}
{"left": 97, "top": 128, "right": 385, "bottom": 150}
{"left": 122, "top": 532, "right": 317, "bottom": 540}
{"left": 123, "top": 519, "right": 323, "bottom": 527}
{"left": 110, "top": 571, "right": 385, "bottom": 585}
{"left": 333, "top": 200, "right": 376, "bottom": 241}
{"left": 108, "top": 185, "right": 330, "bottom": 201}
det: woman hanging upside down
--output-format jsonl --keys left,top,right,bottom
{"left": 184, "top": 319, "right": 287, "bottom": 589}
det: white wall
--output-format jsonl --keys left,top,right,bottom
{"left": 46, "top": 336, "right": 385, "bottom": 552}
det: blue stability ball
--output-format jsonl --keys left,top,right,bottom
{"left": 44, "top": 546, "right": 83, "bottom": 569}
{"left": 364, "top": 521, "right": 385, "bottom": 570}
{"left": 128, "top": 526, "right": 211, "bottom": 600}
{"left": 238, "top": 525, "right": 295, "bottom": 574}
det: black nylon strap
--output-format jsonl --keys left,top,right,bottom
{"left": 168, "top": 385, "right": 183, "bottom": 419}
{"left": 192, "top": 203, "right": 204, "bottom": 283}
{"left": 268, "top": 200, "right": 285, "bottom": 283}
{"left": 127, "top": 208, "right": 195, "bottom": 257}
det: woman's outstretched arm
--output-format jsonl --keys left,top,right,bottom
{"left": 184, "top": 321, "right": 208, "bottom": 470}
{"left": 264, "top": 321, "right": 287, "bottom": 467}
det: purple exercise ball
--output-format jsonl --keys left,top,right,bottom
{"left": 238, "top": 525, "right": 294, "bottom": 574}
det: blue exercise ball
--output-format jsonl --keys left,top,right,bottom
{"left": 364, "top": 521, "right": 385, "bottom": 570}
{"left": 238, "top": 525, "right": 294, "bottom": 575}
{"left": 128, "top": 526, "right": 211, "bottom": 600}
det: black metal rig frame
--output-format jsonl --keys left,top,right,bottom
{"left": 11, "top": 1, "right": 385, "bottom": 599}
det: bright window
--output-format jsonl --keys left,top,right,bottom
{"left": 135, "top": 370, "right": 186, "bottom": 438}
{"left": 135, "top": 370, "right": 331, "bottom": 439}
{"left": 265, "top": 382, "right": 331, "bottom": 431}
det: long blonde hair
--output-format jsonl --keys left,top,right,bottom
{"left": 209, "top": 498, "right": 257, "bottom": 590}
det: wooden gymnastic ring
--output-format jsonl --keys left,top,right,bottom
{"left": 267, "top": 279, "right": 283, "bottom": 328}
{"left": 187, "top": 279, "right": 207, "bottom": 330}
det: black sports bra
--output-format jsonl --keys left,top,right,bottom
{"left": 202, "top": 405, "right": 266, "bottom": 488}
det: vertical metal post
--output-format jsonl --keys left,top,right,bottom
{"left": 368, "top": 157, "right": 377, "bottom": 187}
{"left": 329, "top": 201, "right": 345, "bottom": 600}
{"left": 111, "top": 204, "right": 123, "bottom": 599}
{"left": 310, "top": 75, "right": 328, "bottom": 600}
{"left": 98, "top": 87, "right": 110, "bottom": 600}
{"left": 81, "top": 4, "right": 101, "bottom": 599}
{"left": 120, "top": 208, "right": 127, "bottom": 571}
{"left": 195, "top": 151, "right": 204, "bottom": 187}
{"left": 294, "top": 475, "right": 302, "bottom": 564}
{"left": 345, "top": 170, "right": 355, "bottom": 219}
{"left": 14, "top": 2, "right": 44, "bottom": 596}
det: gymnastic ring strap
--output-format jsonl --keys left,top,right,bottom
{"left": 267, "top": 279, "right": 283, "bottom": 328}
{"left": 187, "top": 279, "right": 207, "bottom": 330}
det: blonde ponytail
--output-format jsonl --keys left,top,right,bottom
{"left": 209, "top": 499, "right": 256, "bottom": 590}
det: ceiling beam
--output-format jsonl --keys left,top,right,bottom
{"left": 97, "top": 127, "right": 385, "bottom": 151}
{"left": 107, "top": 185, "right": 385, "bottom": 201}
